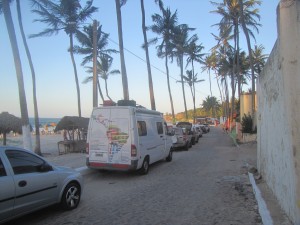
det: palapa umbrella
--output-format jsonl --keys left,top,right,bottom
{"left": 0, "top": 112, "right": 22, "bottom": 145}
{"left": 54, "top": 116, "right": 89, "bottom": 140}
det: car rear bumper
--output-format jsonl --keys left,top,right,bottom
{"left": 86, "top": 158, "right": 138, "bottom": 171}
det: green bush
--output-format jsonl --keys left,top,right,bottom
{"left": 241, "top": 113, "right": 253, "bottom": 133}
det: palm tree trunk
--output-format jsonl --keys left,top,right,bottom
{"left": 69, "top": 34, "right": 82, "bottom": 117}
{"left": 231, "top": 71, "right": 235, "bottom": 123}
{"left": 189, "top": 85, "right": 195, "bottom": 123}
{"left": 191, "top": 60, "right": 197, "bottom": 123}
{"left": 105, "top": 79, "right": 112, "bottom": 101}
{"left": 239, "top": 0, "right": 255, "bottom": 127}
{"left": 181, "top": 56, "right": 188, "bottom": 119}
{"left": 225, "top": 76, "right": 230, "bottom": 120}
{"left": 208, "top": 68, "right": 213, "bottom": 97}
{"left": 3, "top": 133, "right": 7, "bottom": 146}
{"left": 97, "top": 79, "right": 105, "bottom": 103}
{"left": 192, "top": 82, "right": 196, "bottom": 124}
{"left": 16, "top": 0, "right": 41, "bottom": 155}
{"left": 237, "top": 26, "right": 241, "bottom": 100}
{"left": 165, "top": 54, "right": 175, "bottom": 122}
{"left": 140, "top": 0, "right": 156, "bottom": 110}
{"left": 208, "top": 68, "right": 216, "bottom": 118}
{"left": 216, "top": 75, "right": 223, "bottom": 103}
{"left": 3, "top": 0, "right": 32, "bottom": 150}
{"left": 115, "top": 0, "right": 129, "bottom": 100}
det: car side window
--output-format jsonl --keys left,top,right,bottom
{"left": 0, "top": 158, "right": 7, "bottom": 177}
{"left": 137, "top": 121, "right": 147, "bottom": 136}
{"left": 156, "top": 122, "right": 163, "bottom": 134}
{"left": 5, "top": 150, "right": 46, "bottom": 175}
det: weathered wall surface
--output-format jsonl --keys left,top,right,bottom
{"left": 257, "top": 1, "right": 300, "bottom": 223}
{"left": 240, "top": 93, "right": 257, "bottom": 118}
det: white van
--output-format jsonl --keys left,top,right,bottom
{"left": 86, "top": 105, "right": 173, "bottom": 174}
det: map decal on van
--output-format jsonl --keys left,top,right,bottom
{"left": 93, "top": 115, "right": 129, "bottom": 163}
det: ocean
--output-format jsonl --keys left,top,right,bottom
{"left": 29, "top": 118, "right": 61, "bottom": 127}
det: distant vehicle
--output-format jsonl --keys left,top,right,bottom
{"left": 203, "top": 123, "right": 210, "bottom": 132}
{"left": 0, "top": 146, "right": 83, "bottom": 224}
{"left": 171, "top": 127, "right": 192, "bottom": 151}
{"left": 86, "top": 102, "right": 173, "bottom": 175}
{"left": 199, "top": 124, "right": 209, "bottom": 133}
{"left": 176, "top": 122, "right": 195, "bottom": 144}
{"left": 193, "top": 125, "right": 203, "bottom": 140}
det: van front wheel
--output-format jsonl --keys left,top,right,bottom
{"left": 166, "top": 150, "right": 173, "bottom": 162}
{"left": 139, "top": 157, "right": 149, "bottom": 175}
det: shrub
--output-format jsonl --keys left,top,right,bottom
{"left": 241, "top": 113, "right": 253, "bottom": 133}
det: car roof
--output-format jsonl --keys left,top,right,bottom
{"left": 0, "top": 146, "right": 36, "bottom": 155}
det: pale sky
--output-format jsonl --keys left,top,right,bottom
{"left": 0, "top": 0, "right": 278, "bottom": 118}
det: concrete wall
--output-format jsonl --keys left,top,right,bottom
{"left": 257, "top": 1, "right": 300, "bottom": 223}
{"left": 240, "top": 93, "right": 257, "bottom": 126}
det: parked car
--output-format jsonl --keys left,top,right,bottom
{"left": 193, "top": 125, "right": 203, "bottom": 141}
{"left": 203, "top": 123, "right": 210, "bottom": 132}
{"left": 176, "top": 122, "right": 196, "bottom": 145}
{"left": 171, "top": 127, "right": 192, "bottom": 150}
{"left": 199, "top": 124, "right": 209, "bottom": 133}
{"left": 190, "top": 126, "right": 200, "bottom": 144}
{"left": 0, "top": 146, "right": 83, "bottom": 224}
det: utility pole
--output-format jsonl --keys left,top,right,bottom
{"left": 93, "top": 20, "right": 98, "bottom": 107}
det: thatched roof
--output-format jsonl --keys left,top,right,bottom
{"left": 0, "top": 112, "right": 22, "bottom": 134}
{"left": 54, "top": 116, "right": 89, "bottom": 132}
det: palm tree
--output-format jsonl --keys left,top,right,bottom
{"left": 238, "top": 0, "right": 261, "bottom": 125}
{"left": 202, "top": 96, "right": 221, "bottom": 118}
{"left": 211, "top": 0, "right": 242, "bottom": 98}
{"left": 84, "top": 56, "right": 120, "bottom": 102}
{"left": 83, "top": 61, "right": 105, "bottom": 103}
{"left": 252, "top": 44, "right": 267, "bottom": 76}
{"left": 211, "top": 28, "right": 233, "bottom": 118}
{"left": 140, "top": 0, "right": 156, "bottom": 110}
{"left": 185, "top": 36, "right": 205, "bottom": 115}
{"left": 182, "top": 70, "right": 204, "bottom": 123}
{"left": 186, "top": 36, "right": 205, "bottom": 77}
{"left": 115, "top": 0, "right": 129, "bottom": 100}
{"left": 73, "top": 23, "right": 117, "bottom": 104}
{"left": 1, "top": 0, "right": 32, "bottom": 150}
{"left": 74, "top": 24, "right": 117, "bottom": 66}
{"left": 16, "top": 0, "right": 41, "bottom": 155}
{"left": 216, "top": 45, "right": 236, "bottom": 120}
{"left": 211, "top": 30, "right": 232, "bottom": 107}
{"left": 202, "top": 52, "right": 219, "bottom": 118}
{"left": 238, "top": 0, "right": 261, "bottom": 121}
{"left": 211, "top": 0, "right": 261, "bottom": 120}
{"left": 98, "top": 56, "right": 120, "bottom": 101}
{"left": 202, "top": 52, "right": 217, "bottom": 98}
{"left": 173, "top": 24, "right": 196, "bottom": 119}
{"left": 150, "top": 5, "right": 178, "bottom": 122}
{"left": 30, "top": 0, "right": 98, "bottom": 117}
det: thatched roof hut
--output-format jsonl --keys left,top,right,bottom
{"left": 0, "top": 112, "right": 22, "bottom": 134}
{"left": 54, "top": 116, "right": 89, "bottom": 141}
{"left": 54, "top": 116, "right": 89, "bottom": 132}
{"left": 0, "top": 112, "right": 22, "bottom": 145}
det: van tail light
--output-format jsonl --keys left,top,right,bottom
{"left": 86, "top": 143, "right": 89, "bottom": 154}
{"left": 131, "top": 144, "right": 137, "bottom": 157}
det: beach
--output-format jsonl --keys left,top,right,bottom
{"left": 4, "top": 133, "right": 65, "bottom": 156}
{"left": 2, "top": 133, "right": 87, "bottom": 169}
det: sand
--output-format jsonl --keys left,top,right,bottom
{"left": 3, "top": 133, "right": 65, "bottom": 156}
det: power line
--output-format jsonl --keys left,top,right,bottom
{"left": 106, "top": 37, "right": 209, "bottom": 97}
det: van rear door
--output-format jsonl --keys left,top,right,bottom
{"left": 88, "top": 107, "right": 132, "bottom": 166}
